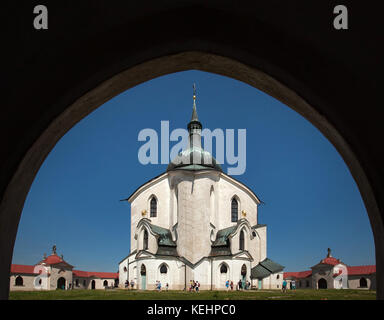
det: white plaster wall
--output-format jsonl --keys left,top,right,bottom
{"left": 130, "top": 174, "right": 170, "bottom": 251}
{"left": 216, "top": 175, "right": 259, "bottom": 230}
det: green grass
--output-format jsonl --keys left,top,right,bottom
{"left": 9, "top": 289, "right": 376, "bottom": 300}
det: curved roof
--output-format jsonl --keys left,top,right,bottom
{"left": 167, "top": 146, "right": 223, "bottom": 172}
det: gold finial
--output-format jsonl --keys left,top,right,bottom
{"left": 193, "top": 83, "right": 196, "bottom": 100}
{"left": 141, "top": 209, "right": 147, "bottom": 216}
{"left": 242, "top": 210, "right": 247, "bottom": 217}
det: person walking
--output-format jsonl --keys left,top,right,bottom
{"left": 282, "top": 280, "right": 287, "bottom": 293}
{"left": 230, "top": 281, "right": 234, "bottom": 291}
{"left": 196, "top": 281, "right": 200, "bottom": 292}
{"left": 166, "top": 283, "right": 169, "bottom": 291}
{"left": 225, "top": 280, "right": 229, "bottom": 291}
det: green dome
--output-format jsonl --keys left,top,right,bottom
{"left": 167, "top": 146, "right": 222, "bottom": 172}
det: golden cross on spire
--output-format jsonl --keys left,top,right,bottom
{"left": 193, "top": 83, "right": 196, "bottom": 100}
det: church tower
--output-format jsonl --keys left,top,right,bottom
{"left": 168, "top": 84, "right": 221, "bottom": 264}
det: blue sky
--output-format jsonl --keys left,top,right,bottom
{"left": 12, "top": 70, "right": 374, "bottom": 273}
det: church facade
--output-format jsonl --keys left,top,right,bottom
{"left": 118, "top": 91, "right": 284, "bottom": 290}
{"left": 284, "top": 249, "right": 376, "bottom": 290}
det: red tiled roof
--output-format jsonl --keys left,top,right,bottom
{"left": 347, "top": 265, "right": 376, "bottom": 275}
{"left": 38, "top": 254, "right": 74, "bottom": 268}
{"left": 73, "top": 270, "right": 118, "bottom": 279}
{"left": 284, "top": 270, "right": 312, "bottom": 279}
{"left": 11, "top": 264, "right": 38, "bottom": 275}
{"left": 319, "top": 257, "right": 342, "bottom": 266}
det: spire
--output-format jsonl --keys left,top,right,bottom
{"left": 191, "top": 83, "right": 199, "bottom": 122}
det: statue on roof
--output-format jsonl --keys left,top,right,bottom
{"left": 52, "top": 245, "right": 57, "bottom": 255}
{"left": 327, "top": 248, "right": 332, "bottom": 258}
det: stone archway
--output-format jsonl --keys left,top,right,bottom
{"left": 318, "top": 278, "right": 327, "bottom": 289}
{"left": 57, "top": 277, "right": 66, "bottom": 290}
{"left": 0, "top": 3, "right": 383, "bottom": 300}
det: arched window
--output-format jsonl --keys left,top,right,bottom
{"left": 123, "top": 266, "right": 127, "bottom": 272}
{"left": 141, "top": 264, "right": 146, "bottom": 275}
{"left": 360, "top": 277, "right": 368, "bottom": 288}
{"left": 241, "top": 264, "right": 247, "bottom": 276}
{"left": 220, "top": 264, "right": 228, "bottom": 273}
{"left": 15, "top": 276, "right": 23, "bottom": 286}
{"left": 239, "top": 230, "right": 245, "bottom": 251}
{"left": 150, "top": 197, "right": 157, "bottom": 217}
{"left": 231, "top": 198, "right": 238, "bottom": 222}
{"left": 103, "top": 280, "right": 108, "bottom": 287}
{"left": 143, "top": 229, "right": 149, "bottom": 250}
{"left": 276, "top": 274, "right": 280, "bottom": 279}
{"left": 160, "top": 264, "right": 168, "bottom": 274}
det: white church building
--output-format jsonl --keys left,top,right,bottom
{"left": 118, "top": 90, "right": 284, "bottom": 290}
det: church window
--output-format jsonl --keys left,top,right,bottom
{"left": 103, "top": 280, "right": 108, "bottom": 287}
{"left": 38, "top": 278, "right": 42, "bottom": 285}
{"left": 124, "top": 267, "right": 127, "bottom": 272}
{"left": 277, "top": 274, "right": 280, "bottom": 279}
{"left": 141, "top": 264, "right": 146, "bottom": 275}
{"left": 360, "top": 277, "right": 368, "bottom": 288}
{"left": 143, "top": 229, "right": 149, "bottom": 250}
{"left": 241, "top": 264, "right": 247, "bottom": 276}
{"left": 239, "top": 230, "right": 245, "bottom": 251}
{"left": 231, "top": 198, "right": 238, "bottom": 222}
{"left": 15, "top": 276, "right": 23, "bottom": 286}
{"left": 150, "top": 197, "right": 157, "bottom": 217}
{"left": 160, "top": 264, "right": 168, "bottom": 274}
{"left": 220, "top": 264, "right": 228, "bottom": 273}
{"left": 306, "top": 280, "right": 310, "bottom": 287}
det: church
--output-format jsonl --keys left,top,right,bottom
{"left": 10, "top": 246, "right": 118, "bottom": 291}
{"left": 118, "top": 89, "right": 284, "bottom": 290}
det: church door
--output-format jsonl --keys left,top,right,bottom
{"left": 141, "top": 264, "right": 147, "bottom": 290}
{"left": 241, "top": 264, "right": 247, "bottom": 288}
{"left": 91, "top": 280, "right": 95, "bottom": 289}
{"left": 318, "top": 278, "right": 327, "bottom": 289}
{"left": 258, "top": 279, "right": 262, "bottom": 290}
{"left": 57, "top": 277, "right": 66, "bottom": 290}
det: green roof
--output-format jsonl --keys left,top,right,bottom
{"left": 212, "top": 223, "right": 267, "bottom": 247}
{"left": 251, "top": 258, "right": 285, "bottom": 280}
{"left": 251, "top": 264, "right": 272, "bottom": 279}
{"left": 148, "top": 224, "right": 176, "bottom": 247}
{"left": 260, "top": 258, "right": 284, "bottom": 273}
{"left": 212, "top": 225, "right": 237, "bottom": 247}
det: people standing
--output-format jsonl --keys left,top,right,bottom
{"left": 196, "top": 281, "right": 200, "bottom": 292}
{"left": 282, "top": 279, "right": 287, "bottom": 293}
{"left": 130, "top": 279, "right": 135, "bottom": 290}
{"left": 292, "top": 280, "right": 296, "bottom": 290}
{"left": 225, "top": 280, "right": 229, "bottom": 291}
{"left": 166, "top": 283, "right": 169, "bottom": 291}
{"left": 230, "top": 281, "right": 234, "bottom": 291}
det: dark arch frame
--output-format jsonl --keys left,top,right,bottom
{"left": 0, "top": 3, "right": 382, "bottom": 300}
{"left": 143, "top": 229, "right": 149, "bottom": 251}
{"left": 239, "top": 229, "right": 245, "bottom": 251}
{"left": 15, "top": 276, "right": 23, "bottom": 286}
{"left": 57, "top": 277, "right": 66, "bottom": 290}
{"left": 160, "top": 263, "right": 168, "bottom": 274}
{"left": 231, "top": 198, "right": 239, "bottom": 222}
{"left": 360, "top": 277, "right": 368, "bottom": 288}
{"left": 150, "top": 197, "right": 157, "bottom": 218}
{"left": 318, "top": 278, "right": 327, "bottom": 289}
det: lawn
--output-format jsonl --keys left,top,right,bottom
{"left": 9, "top": 289, "right": 376, "bottom": 300}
